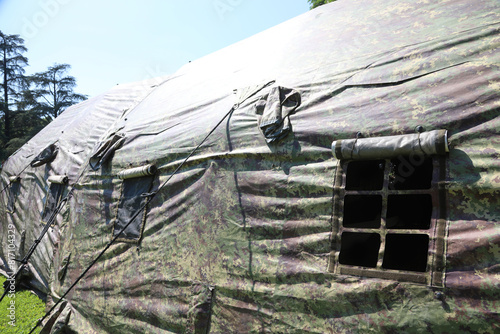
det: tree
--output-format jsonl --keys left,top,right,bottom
{"left": 308, "top": 0, "right": 336, "bottom": 9}
{"left": 0, "top": 31, "right": 28, "bottom": 141}
{"left": 0, "top": 32, "right": 86, "bottom": 162}
{"left": 30, "top": 63, "right": 86, "bottom": 120}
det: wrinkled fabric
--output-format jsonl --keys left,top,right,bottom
{"left": 89, "top": 133, "right": 126, "bottom": 170}
{"left": 0, "top": 0, "right": 499, "bottom": 333}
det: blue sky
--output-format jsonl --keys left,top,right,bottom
{"left": 0, "top": 0, "right": 310, "bottom": 98}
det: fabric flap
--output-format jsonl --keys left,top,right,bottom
{"left": 31, "top": 144, "right": 59, "bottom": 167}
{"left": 257, "top": 86, "right": 301, "bottom": 143}
{"left": 332, "top": 130, "right": 448, "bottom": 160}
{"left": 48, "top": 175, "right": 69, "bottom": 184}
{"left": 8, "top": 176, "right": 20, "bottom": 182}
{"left": 117, "top": 164, "right": 157, "bottom": 180}
{"left": 89, "top": 133, "right": 125, "bottom": 170}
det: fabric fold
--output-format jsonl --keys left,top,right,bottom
{"left": 31, "top": 143, "right": 59, "bottom": 167}
{"left": 257, "top": 86, "right": 301, "bottom": 143}
{"left": 89, "top": 133, "right": 125, "bottom": 170}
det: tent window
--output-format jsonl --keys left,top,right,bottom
{"left": 7, "top": 176, "right": 21, "bottom": 213}
{"left": 330, "top": 130, "right": 448, "bottom": 286}
{"left": 113, "top": 165, "right": 156, "bottom": 243}
{"left": 41, "top": 175, "right": 68, "bottom": 225}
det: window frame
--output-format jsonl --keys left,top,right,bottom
{"left": 329, "top": 155, "right": 447, "bottom": 286}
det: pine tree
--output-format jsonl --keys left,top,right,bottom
{"left": 308, "top": 0, "right": 336, "bottom": 9}
{"left": 0, "top": 31, "right": 28, "bottom": 141}
{"left": 30, "top": 63, "right": 87, "bottom": 120}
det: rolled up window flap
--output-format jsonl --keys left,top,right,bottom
{"left": 9, "top": 176, "right": 21, "bottom": 182}
{"left": 118, "top": 164, "right": 157, "bottom": 180}
{"left": 332, "top": 130, "right": 448, "bottom": 160}
{"left": 48, "top": 175, "right": 69, "bottom": 184}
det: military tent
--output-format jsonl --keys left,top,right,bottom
{"left": 1, "top": 0, "right": 499, "bottom": 332}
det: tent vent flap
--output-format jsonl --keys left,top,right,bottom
{"left": 113, "top": 164, "right": 157, "bottom": 243}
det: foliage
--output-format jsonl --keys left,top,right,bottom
{"left": 30, "top": 64, "right": 87, "bottom": 120}
{"left": 308, "top": 0, "right": 337, "bottom": 9}
{"left": 0, "top": 276, "right": 44, "bottom": 334}
{"left": 0, "top": 30, "right": 86, "bottom": 163}
{"left": 0, "top": 32, "right": 28, "bottom": 141}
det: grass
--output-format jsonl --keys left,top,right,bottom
{"left": 0, "top": 275, "right": 45, "bottom": 334}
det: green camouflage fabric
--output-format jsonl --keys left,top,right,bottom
{"left": 1, "top": 0, "right": 499, "bottom": 332}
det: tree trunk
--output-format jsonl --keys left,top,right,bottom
{"left": 2, "top": 50, "right": 10, "bottom": 140}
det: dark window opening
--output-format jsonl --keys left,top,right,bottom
{"left": 386, "top": 194, "right": 432, "bottom": 229}
{"left": 346, "top": 160, "right": 384, "bottom": 190}
{"left": 390, "top": 156, "right": 432, "bottom": 190}
{"left": 343, "top": 195, "right": 382, "bottom": 228}
{"left": 114, "top": 175, "right": 154, "bottom": 242}
{"left": 7, "top": 180, "right": 21, "bottom": 213}
{"left": 339, "top": 232, "right": 380, "bottom": 268}
{"left": 41, "top": 181, "right": 66, "bottom": 224}
{"left": 382, "top": 234, "right": 429, "bottom": 272}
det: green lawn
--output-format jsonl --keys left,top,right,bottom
{"left": 0, "top": 275, "right": 45, "bottom": 334}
